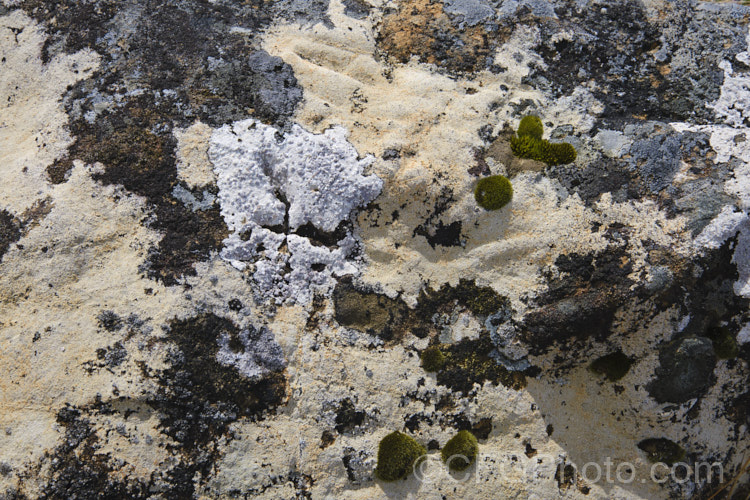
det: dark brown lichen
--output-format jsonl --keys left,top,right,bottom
{"left": 436, "top": 336, "right": 527, "bottom": 394}
{"left": 589, "top": 351, "right": 634, "bottom": 382}
{"left": 637, "top": 438, "right": 686, "bottom": 465}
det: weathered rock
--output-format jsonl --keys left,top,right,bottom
{"left": 2, "top": 1, "right": 750, "bottom": 498}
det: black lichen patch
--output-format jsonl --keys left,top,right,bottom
{"left": 48, "top": 97, "right": 228, "bottom": 285}
{"left": 635, "top": 234, "right": 748, "bottom": 406}
{"left": 589, "top": 351, "right": 633, "bottom": 382}
{"left": 413, "top": 187, "right": 464, "bottom": 249}
{"left": 159, "top": 314, "right": 287, "bottom": 422}
{"left": 0, "top": 209, "right": 22, "bottom": 261}
{"left": 521, "top": 246, "right": 635, "bottom": 351}
{"left": 218, "top": 470, "right": 314, "bottom": 498}
{"left": 528, "top": 1, "right": 748, "bottom": 124}
{"left": 320, "top": 430, "right": 336, "bottom": 449}
{"left": 83, "top": 342, "right": 128, "bottom": 374}
{"left": 637, "top": 438, "right": 686, "bottom": 465}
{"left": 404, "top": 412, "right": 433, "bottom": 432}
{"left": 0, "top": 202, "right": 54, "bottom": 263}
{"left": 471, "top": 418, "right": 493, "bottom": 440}
{"left": 444, "top": 414, "right": 494, "bottom": 440}
{"left": 96, "top": 310, "right": 123, "bottom": 332}
{"left": 146, "top": 314, "right": 287, "bottom": 496}
{"left": 294, "top": 220, "right": 353, "bottom": 249}
{"left": 228, "top": 298, "right": 243, "bottom": 312}
{"left": 41, "top": 405, "right": 149, "bottom": 499}
{"left": 341, "top": 447, "right": 371, "bottom": 485}
{"left": 415, "top": 221, "right": 463, "bottom": 249}
{"left": 725, "top": 390, "right": 750, "bottom": 431}
{"left": 657, "top": 234, "right": 750, "bottom": 361}
{"left": 335, "top": 398, "right": 366, "bottom": 434}
{"left": 647, "top": 336, "right": 716, "bottom": 404}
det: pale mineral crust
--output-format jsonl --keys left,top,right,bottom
{"left": 1, "top": 1, "right": 749, "bottom": 499}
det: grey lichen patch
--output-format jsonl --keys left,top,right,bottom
{"left": 529, "top": 0, "right": 750, "bottom": 124}
{"left": 342, "top": 0, "right": 371, "bottom": 19}
{"left": 200, "top": 50, "right": 303, "bottom": 126}
{"left": 209, "top": 119, "right": 383, "bottom": 306}
{"left": 273, "top": 0, "right": 332, "bottom": 27}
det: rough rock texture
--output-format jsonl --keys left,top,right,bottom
{"left": 2, "top": 1, "right": 750, "bottom": 499}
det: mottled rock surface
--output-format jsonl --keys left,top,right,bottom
{"left": 1, "top": 0, "right": 749, "bottom": 499}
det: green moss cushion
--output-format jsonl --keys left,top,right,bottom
{"left": 474, "top": 175, "right": 513, "bottom": 210}
{"left": 517, "top": 115, "right": 544, "bottom": 140}
{"left": 375, "top": 431, "right": 427, "bottom": 481}
{"left": 441, "top": 430, "right": 479, "bottom": 471}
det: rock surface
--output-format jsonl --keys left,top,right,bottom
{"left": 1, "top": 1, "right": 749, "bottom": 499}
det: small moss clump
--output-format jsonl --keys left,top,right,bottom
{"left": 374, "top": 431, "right": 427, "bottom": 481}
{"left": 474, "top": 175, "right": 513, "bottom": 210}
{"left": 510, "top": 115, "right": 577, "bottom": 166}
{"left": 589, "top": 351, "right": 634, "bottom": 381}
{"left": 637, "top": 438, "right": 686, "bottom": 466}
{"left": 441, "top": 430, "right": 479, "bottom": 471}
{"left": 421, "top": 346, "right": 447, "bottom": 372}
{"left": 516, "top": 115, "right": 543, "bottom": 140}
{"left": 545, "top": 142, "right": 577, "bottom": 165}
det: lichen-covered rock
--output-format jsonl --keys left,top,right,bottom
{"left": 2, "top": 1, "right": 750, "bottom": 499}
